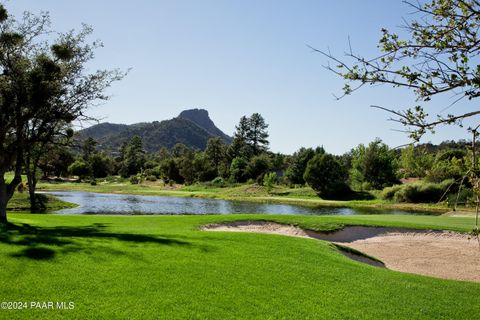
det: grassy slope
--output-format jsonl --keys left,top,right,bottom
{"left": 37, "top": 180, "right": 452, "bottom": 213}
{"left": 1, "top": 213, "right": 478, "bottom": 319}
{"left": 7, "top": 193, "right": 77, "bottom": 212}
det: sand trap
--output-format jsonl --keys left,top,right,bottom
{"left": 203, "top": 221, "right": 480, "bottom": 283}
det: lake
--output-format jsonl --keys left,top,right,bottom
{"left": 46, "top": 191, "right": 430, "bottom": 216}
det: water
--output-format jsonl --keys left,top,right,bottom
{"left": 46, "top": 191, "right": 427, "bottom": 216}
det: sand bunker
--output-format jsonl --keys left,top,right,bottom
{"left": 203, "top": 221, "right": 480, "bottom": 283}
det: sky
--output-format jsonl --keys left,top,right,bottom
{"left": 7, "top": 0, "right": 479, "bottom": 154}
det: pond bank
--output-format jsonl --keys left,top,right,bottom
{"left": 36, "top": 181, "right": 453, "bottom": 215}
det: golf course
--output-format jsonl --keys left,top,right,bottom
{"left": 3, "top": 0, "right": 480, "bottom": 319}
{"left": 1, "top": 210, "right": 479, "bottom": 319}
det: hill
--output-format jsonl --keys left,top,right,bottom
{"left": 77, "top": 109, "right": 232, "bottom": 153}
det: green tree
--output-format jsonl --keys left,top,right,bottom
{"left": 178, "top": 150, "right": 195, "bottom": 185}
{"left": 228, "top": 116, "right": 252, "bottom": 159}
{"left": 205, "top": 137, "right": 225, "bottom": 175}
{"left": 120, "top": 136, "right": 146, "bottom": 177}
{"left": 90, "top": 153, "right": 114, "bottom": 178}
{"left": 317, "top": 0, "right": 480, "bottom": 141}
{"left": 0, "top": 5, "right": 123, "bottom": 222}
{"left": 193, "top": 152, "right": 217, "bottom": 182}
{"left": 399, "top": 145, "right": 434, "bottom": 178}
{"left": 350, "top": 139, "right": 398, "bottom": 190}
{"left": 230, "top": 157, "right": 248, "bottom": 183}
{"left": 247, "top": 113, "right": 269, "bottom": 155}
{"left": 159, "top": 159, "right": 182, "bottom": 183}
{"left": 82, "top": 137, "right": 97, "bottom": 161}
{"left": 285, "top": 147, "right": 324, "bottom": 185}
{"left": 245, "top": 154, "right": 272, "bottom": 182}
{"left": 263, "top": 172, "right": 277, "bottom": 193}
{"left": 68, "top": 159, "right": 91, "bottom": 180}
{"left": 304, "top": 153, "right": 350, "bottom": 199}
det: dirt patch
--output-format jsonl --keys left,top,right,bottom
{"left": 203, "top": 221, "right": 480, "bottom": 282}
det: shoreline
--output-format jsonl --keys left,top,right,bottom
{"left": 35, "top": 183, "right": 460, "bottom": 215}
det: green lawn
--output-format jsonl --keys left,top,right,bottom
{"left": 0, "top": 213, "right": 478, "bottom": 319}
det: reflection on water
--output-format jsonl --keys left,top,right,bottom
{"left": 46, "top": 191, "right": 425, "bottom": 216}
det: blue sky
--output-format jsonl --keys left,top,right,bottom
{"left": 7, "top": 1, "right": 478, "bottom": 154}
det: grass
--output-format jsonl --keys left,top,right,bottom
{"left": 0, "top": 213, "right": 479, "bottom": 319}
{"left": 7, "top": 193, "right": 77, "bottom": 212}
{"left": 36, "top": 179, "right": 454, "bottom": 214}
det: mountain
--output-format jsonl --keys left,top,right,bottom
{"left": 77, "top": 109, "right": 232, "bottom": 153}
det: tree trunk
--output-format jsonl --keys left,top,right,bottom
{"left": 0, "top": 173, "right": 8, "bottom": 224}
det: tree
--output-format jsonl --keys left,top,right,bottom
{"left": 316, "top": 0, "right": 480, "bottom": 141}
{"left": 68, "top": 159, "right": 91, "bottom": 180}
{"left": 230, "top": 157, "right": 248, "bottom": 183}
{"left": 205, "top": 137, "right": 225, "bottom": 176}
{"left": 304, "top": 153, "right": 350, "bottom": 199}
{"left": 228, "top": 116, "right": 252, "bottom": 159}
{"left": 120, "top": 136, "right": 146, "bottom": 177}
{"left": 178, "top": 150, "right": 195, "bottom": 185}
{"left": 245, "top": 154, "right": 272, "bottom": 182}
{"left": 285, "top": 147, "right": 324, "bottom": 185}
{"left": 0, "top": 5, "right": 124, "bottom": 222}
{"left": 82, "top": 137, "right": 98, "bottom": 161}
{"left": 350, "top": 139, "right": 398, "bottom": 190}
{"left": 228, "top": 114, "right": 270, "bottom": 159}
{"left": 247, "top": 113, "right": 269, "bottom": 155}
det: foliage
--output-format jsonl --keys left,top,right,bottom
{"left": 350, "top": 139, "right": 398, "bottom": 190}
{"left": 245, "top": 154, "right": 272, "bottom": 182}
{"left": 205, "top": 137, "right": 226, "bottom": 175}
{"left": 129, "top": 175, "right": 140, "bottom": 185}
{"left": 68, "top": 160, "right": 91, "bottom": 180}
{"left": 229, "top": 113, "right": 270, "bottom": 159}
{"left": 381, "top": 179, "right": 454, "bottom": 203}
{"left": 0, "top": 3, "right": 123, "bottom": 221}
{"left": 318, "top": 0, "right": 480, "bottom": 140}
{"left": 398, "top": 145, "right": 434, "bottom": 178}
{"left": 304, "top": 153, "right": 350, "bottom": 199}
{"left": 285, "top": 147, "right": 323, "bottom": 185}
{"left": 119, "top": 136, "right": 146, "bottom": 178}
{"left": 229, "top": 157, "right": 248, "bottom": 183}
{"left": 263, "top": 172, "right": 278, "bottom": 193}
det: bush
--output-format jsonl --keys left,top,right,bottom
{"left": 446, "top": 188, "right": 475, "bottom": 207}
{"left": 304, "top": 153, "right": 350, "bottom": 199}
{"left": 382, "top": 179, "right": 454, "bottom": 203}
{"left": 381, "top": 185, "right": 403, "bottom": 200}
{"left": 211, "top": 177, "right": 225, "bottom": 187}
{"left": 146, "top": 175, "right": 157, "bottom": 182}
{"left": 263, "top": 172, "right": 277, "bottom": 193}
{"left": 129, "top": 175, "right": 140, "bottom": 185}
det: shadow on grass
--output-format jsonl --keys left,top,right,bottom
{"left": 0, "top": 222, "right": 194, "bottom": 260}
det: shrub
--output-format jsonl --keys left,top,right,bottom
{"left": 146, "top": 175, "right": 157, "bottom": 182}
{"left": 304, "top": 153, "right": 350, "bottom": 199}
{"left": 382, "top": 179, "right": 454, "bottom": 203}
{"left": 447, "top": 188, "right": 474, "bottom": 207}
{"left": 211, "top": 177, "right": 225, "bottom": 187}
{"left": 263, "top": 172, "right": 277, "bottom": 193}
{"left": 381, "top": 185, "right": 403, "bottom": 200}
{"left": 129, "top": 175, "right": 140, "bottom": 185}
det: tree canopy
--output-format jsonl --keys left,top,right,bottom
{"left": 316, "top": 0, "right": 480, "bottom": 141}
{"left": 0, "top": 4, "right": 124, "bottom": 222}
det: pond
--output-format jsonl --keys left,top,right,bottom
{"left": 46, "top": 191, "right": 430, "bottom": 216}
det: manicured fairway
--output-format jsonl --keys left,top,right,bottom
{"left": 0, "top": 213, "right": 479, "bottom": 319}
